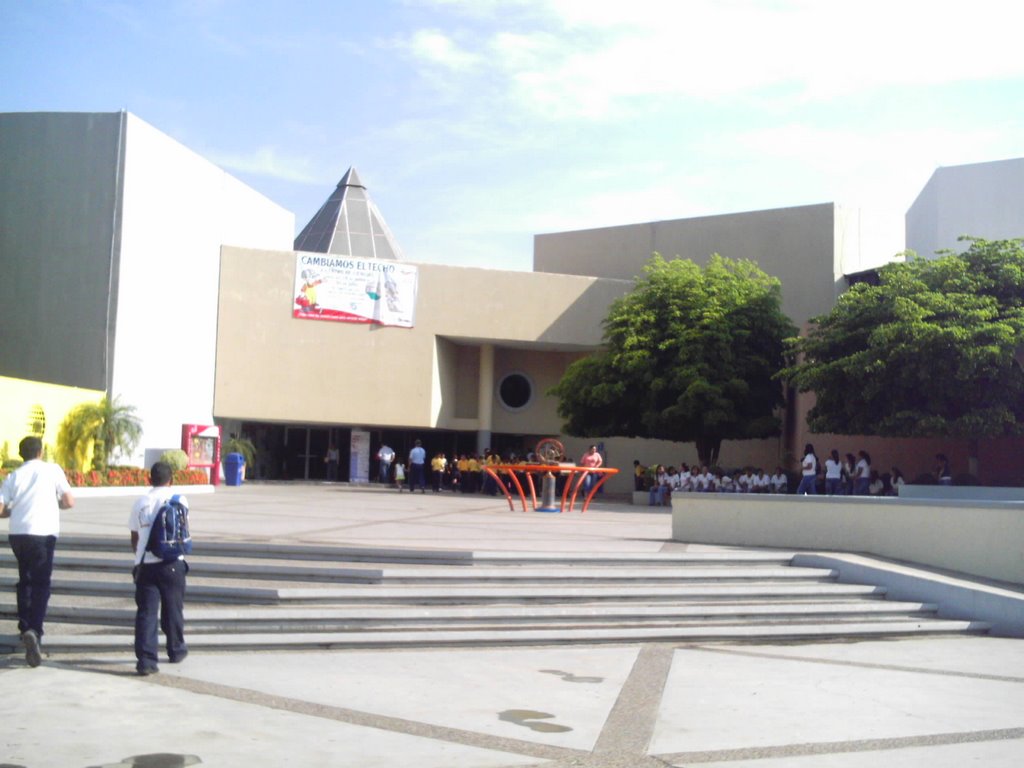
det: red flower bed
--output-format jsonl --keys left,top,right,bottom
{"left": 1, "top": 467, "right": 211, "bottom": 487}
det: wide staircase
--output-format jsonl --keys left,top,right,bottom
{"left": 0, "top": 536, "right": 990, "bottom": 655}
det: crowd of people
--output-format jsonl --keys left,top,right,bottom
{"left": 795, "top": 445, "right": 906, "bottom": 496}
{"left": 380, "top": 442, "right": 599, "bottom": 495}
{"left": 639, "top": 462, "right": 790, "bottom": 506}
{"left": 637, "top": 447, "right": 954, "bottom": 505}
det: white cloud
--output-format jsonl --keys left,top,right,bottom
{"left": 407, "top": 28, "right": 480, "bottom": 70}
{"left": 403, "top": 0, "right": 1024, "bottom": 120}
{"left": 204, "top": 146, "right": 324, "bottom": 184}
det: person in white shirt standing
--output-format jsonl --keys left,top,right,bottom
{"left": 824, "top": 449, "right": 844, "bottom": 495}
{"left": 796, "top": 443, "right": 819, "bottom": 495}
{"left": 129, "top": 461, "right": 189, "bottom": 676}
{"left": 0, "top": 436, "right": 75, "bottom": 667}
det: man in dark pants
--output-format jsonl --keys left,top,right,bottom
{"left": 408, "top": 439, "right": 427, "bottom": 493}
{"left": 0, "top": 436, "right": 75, "bottom": 667}
{"left": 129, "top": 461, "right": 189, "bottom": 676}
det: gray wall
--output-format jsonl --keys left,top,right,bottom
{"left": 906, "top": 157, "right": 1024, "bottom": 259}
{"left": 533, "top": 203, "right": 840, "bottom": 325}
{"left": 0, "top": 112, "right": 124, "bottom": 390}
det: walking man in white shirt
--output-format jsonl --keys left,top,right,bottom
{"left": 0, "top": 436, "right": 75, "bottom": 667}
{"left": 129, "top": 461, "right": 189, "bottom": 675}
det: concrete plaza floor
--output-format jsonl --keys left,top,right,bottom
{"left": 2, "top": 482, "right": 1023, "bottom": 767}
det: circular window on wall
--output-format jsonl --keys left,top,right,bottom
{"left": 497, "top": 372, "right": 534, "bottom": 412}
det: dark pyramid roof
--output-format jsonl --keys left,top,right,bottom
{"left": 293, "top": 167, "right": 403, "bottom": 259}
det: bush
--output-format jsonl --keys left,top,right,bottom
{"left": 222, "top": 436, "right": 256, "bottom": 467}
{"left": 159, "top": 449, "right": 189, "bottom": 471}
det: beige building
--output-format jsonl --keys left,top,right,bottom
{"left": 214, "top": 197, "right": 910, "bottom": 488}
{"left": 214, "top": 245, "right": 632, "bottom": 481}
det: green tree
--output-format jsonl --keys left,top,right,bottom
{"left": 783, "top": 238, "right": 1024, "bottom": 440}
{"left": 57, "top": 395, "right": 143, "bottom": 470}
{"left": 549, "top": 254, "right": 796, "bottom": 466}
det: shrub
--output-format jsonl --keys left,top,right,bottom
{"left": 160, "top": 449, "right": 189, "bottom": 472}
{"left": 222, "top": 436, "right": 256, "bottom": 467}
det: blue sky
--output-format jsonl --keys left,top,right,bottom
{"left": 4, "top": 0, "right": 1024, "bottom": 271}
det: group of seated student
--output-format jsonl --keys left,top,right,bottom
{"left": 647, "top": 464, "right": 789, "bottom": 505}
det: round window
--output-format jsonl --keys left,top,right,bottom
{"left": 498, "top": 372, "right": 533, "bottom": 411}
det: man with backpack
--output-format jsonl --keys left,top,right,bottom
{"left": 129, "top": 461, "right": 190, "bottom": 675}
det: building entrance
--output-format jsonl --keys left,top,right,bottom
{"left": 238, "top": 422, "right": 351, "bottom": 481}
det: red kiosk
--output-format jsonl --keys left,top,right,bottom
{"left": 182, "top": 424, "right": 222, "bottom": 485}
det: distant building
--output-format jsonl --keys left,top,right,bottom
{"left": 0, "top": 112, "right": 293, "bottom": 465}
{"left": 907, "top": 157, "right": 1024, "bottom": 258}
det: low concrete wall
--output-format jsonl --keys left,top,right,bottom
{"left": 899, "top": 485, "right": 1024, "bottom": 501}
{"left": 671, "top": 494, "right": 1024, "bottom": 586}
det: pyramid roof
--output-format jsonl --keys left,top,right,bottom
{"left": 293, "top": 167, "right": 403, "bottom": 259}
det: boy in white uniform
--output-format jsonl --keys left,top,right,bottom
{"left": 129, "top": 461, "right": 189, "bottom": 675}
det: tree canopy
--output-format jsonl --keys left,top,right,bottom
{"left": 784, "top": 238, "right": 1024, "bottom": 438}
{"left": 549, "top": 253, "right": 796, "bottom": 466}
{"left": 57, "top": 395, "right": 143, "bottom": 470}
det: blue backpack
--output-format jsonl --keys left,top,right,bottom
{"left": 146, "top": 494, "right": 192, "bottom": 560}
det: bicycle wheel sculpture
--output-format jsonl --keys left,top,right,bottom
{"left": 534, "top": 438, "right": 565, "bottom": 465}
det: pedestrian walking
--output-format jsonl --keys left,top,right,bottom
{"left": 0, "top": 436, "right": 75, "bottom": 667}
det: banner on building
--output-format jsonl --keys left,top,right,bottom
{"left": 293, "top": 254, "right": 417, "bottom": 328}
{"left": 349, "top": 429, "right": 370, "bottom": 483}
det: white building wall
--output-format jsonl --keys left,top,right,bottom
{"left": 834, "top": 204, "right": 905, "bottom": 277}
{"left": 111, "top": 113, "right": 294, "bottom": 465}
{"left": 906, "top": 158, "right": 1024, "bottom": 258}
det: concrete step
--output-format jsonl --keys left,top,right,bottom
{"left": 13, "top": 600, "right": 941, "bottom": 632}
{"left": 0, "top": 542, "right": 993, "bottom": 652}
{"left": 6, "top": 556, "right": 836, "bottom": 585}
{"left": 2, "top": 535, "right": 475, "bottom": 566}
{"left": 0, "top": 577, "right": 890, "bottom": 604}
{"left": 0, "top": 619, "right": 992, "bottom": 654}
{"left": 3, "top": 556, "right": 384, "bottom": 584}
{"left": 3, "top": 536, "right": 797, "bottom": 567}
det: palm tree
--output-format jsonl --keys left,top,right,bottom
{"left": 57, "top": 396, "right": 143, "bottom": 470}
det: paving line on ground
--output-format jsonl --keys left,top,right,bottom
{"left": 685, "top": 644, "right": 1024, "bottom": 684}
{"left": 592, "top": 644, "right": 675, "bottom": 756}
{"left": 655, "top": 727, "right": 1024, "bottom": 764}
{"left": 58, "top": 659, "right": 587, "bottom": 763}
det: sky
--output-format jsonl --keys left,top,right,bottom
{"left": 4, "top": 0, "right": 1024, "bottom": 272}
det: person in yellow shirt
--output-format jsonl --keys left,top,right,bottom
{"left": 431, "top": 453, "right": 447, "bottom": 492}
{"left": 466, "top": 454, "right": 480, "bottom": 494}
{"left": 633, "top": 459, "right": 646, "bottom": 491}
{"left": 482, "top": 450, "right": 500, "bottom": 495}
